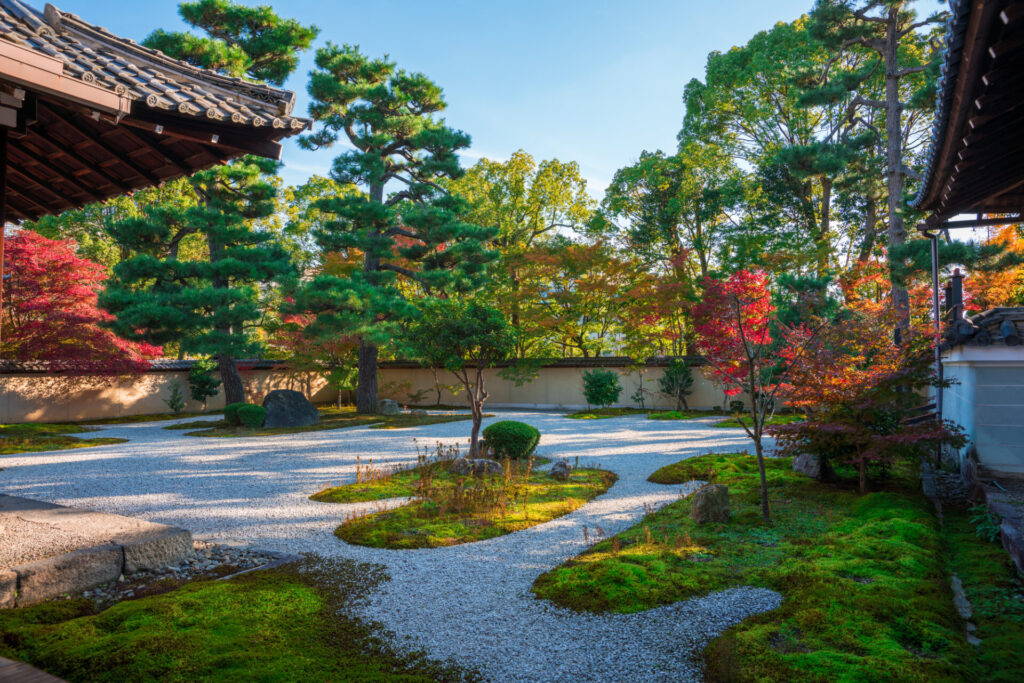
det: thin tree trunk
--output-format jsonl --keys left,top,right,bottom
{"left": 883, "top": 9, "right": 911, "bottom": 332}
{"left": 218, "top": 354, "right": 245, "bottom": 405}
{"left": 818, "top": 177, "right": 832, "bottom": 278}
{"left": 858, "top": 193, "right": 878, "bottom": 263}
{"left": 749, "top": 361, "right": 771, "bottom": 524}
{"left": 755, "top": 436, "right": 771, "bottom": 524}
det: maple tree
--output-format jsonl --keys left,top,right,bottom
{"left": 772, "top": 280, "right": 966, "bottom": 493}
{"left": 268, "top": 313, "right": 357, "bottom": 407}
{"left": 1, "top": 231, "right": 160, "bottom": 374}
{"left": 693, "top": 269, "right": 809, "bottom": 523}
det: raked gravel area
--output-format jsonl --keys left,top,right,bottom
{"left": 0, "top": 410, "right": 782, "bottom": 682}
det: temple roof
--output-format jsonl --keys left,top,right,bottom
{"left": 912, "top": 0, "right": 1024, "bottom": 221}
{"left": 0, "top": 0, "right": 310, "bottom": 221}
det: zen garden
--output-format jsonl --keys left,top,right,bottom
{"left": 2, "top": 0, "right": 1024, "bottom": 681}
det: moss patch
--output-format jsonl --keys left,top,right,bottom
{"left": 334, "top": 467, "right": 617, "bottom": 549}
{"left": 713, "top": 414, "right": 805, "bottom": 429}
{"left": 311, "top": 456, "right": 551, "bottom": 503}
{"left": 533, "top": 453, "right": 976, "bottom": 682}
{"left": 565, "top": 407, "right": 652, "bottom": 419}
{"left": 942, "top": 507, "right": 1024, "bottom": 682}
{"left": 173, "top": 406, "right": 484, "bottom": 437}
{"left": 0, "top": 423, "right": 127, "bottom": 455}
{"left": 0, "top": 557, "right": 475, "bottom": 682}
{"left": 80, "top": 411, "right": 216, "bottom": 425}
{"left": 647, "top": 409, "right": 724, "bottom": 420}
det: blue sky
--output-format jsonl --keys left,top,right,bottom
{"left": 58, "top": 0, "right": 813, "bottom": 197}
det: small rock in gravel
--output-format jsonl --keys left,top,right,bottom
{"left": 549, "top": 459, "right": 573, "bottom": 481}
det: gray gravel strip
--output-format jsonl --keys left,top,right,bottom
{"left": 0, "top": 410, "right": 781, "bottom": 682}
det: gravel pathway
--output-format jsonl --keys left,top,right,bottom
{"left": 0, "top": 411, "right": 782, "bottom": 682}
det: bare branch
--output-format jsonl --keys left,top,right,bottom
{"left": 852, "top": 94, "right": 887, "bottom": 110}
{"left": 896, "top": 65, "right": 927, "bottom": 77}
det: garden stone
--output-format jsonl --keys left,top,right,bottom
{"left": 449, "top": 458, "right": 503, "bottom": 477}
{"left": 792, "top": 453, "right": 822, "bottom": 480}
{"left": 0, "top": 569, "right": 16, "bottom": 608}
{"left": 690, "top": 484, "right": 729, "bottom": 524}
{"left": 377, "top": 399, "right": 401, "bottom": 415}
{"left": 411, "top": 408, "right": 428, "bottom": 416}
{"left": 261, "top": 390, "right": 319, "bottom": 429}
{"left": 550, "top": 459, "right": 573, "bottom": 481}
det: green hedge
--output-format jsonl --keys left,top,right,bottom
{"left": 223, "top": 403, "right": 249, "bottom": 426}
{"left": 483, "top": 420, "right": 540, "bottom": 460}
{"left": 237, "top": 404, "right": 267, "bottom": 429}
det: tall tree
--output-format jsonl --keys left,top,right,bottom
{"left": 297, "top": 45, "right": 495, "bottom": 413}
{"left": 806, "top": 0, "right": 943, "bottom": 331}
{"left": 101, "top": 0, "right": 317, "bottom": 404}
{"left": 3, "top": 231, "right": 160, "bottom": 374}
{"left": 102, "top": 157, "right": 295, "bottom": 402}
{"left": 450, "top": 151, "right": 593, "bottom": 357}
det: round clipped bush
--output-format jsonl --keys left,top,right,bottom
{"left": 223, "top": 402, "right": 249, "bottom": 426}
{"left": 483, "top": 420, "right": 540, "bottom": 460}
{"left": 237, "top": 404, "right": 267, "bottom": 429}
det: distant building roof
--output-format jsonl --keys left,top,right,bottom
{"left": 913, "top": 0, "right": 1024, "bottom": 221}
{"left": 0, "top": 0, "right": 310, "bottom": 221}
{"left": 943, "top": 307, "right": 1024, "bottom": 349}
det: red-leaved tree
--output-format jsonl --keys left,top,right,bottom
{"left": 1, "top": 230, "right": 160, "bottom": 374}
{"left": 693, "top": 269, "right": 818, "bottom": 523}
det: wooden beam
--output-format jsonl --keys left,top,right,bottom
{"left": 5, "top": 175, "right": 67, "bottom": 214}
{"left": 8, "top": 145, "right": 105, "bottom": 202}
{"left": 41, "top": 103, "right": 163, "bottom": 186}
{"left": 26, "top": 125, "right": 132, "bottom": 193}
{"left": 124, "top": 105, "right": 284, "bottom": 160}
{"left": 7, "top": 160, "right": 84, "bottom": 207}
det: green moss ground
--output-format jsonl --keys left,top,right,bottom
{"left": 941, "top": 507, "right": 1024, "bottom": 682}
{"left": 311, "top": 456, "right": 551, "bottom": 503}
{"left": 0, "top": 558, "right": 474, "bottom": 682}
{"left": 332, "top": 467, "right": 617, "bottom": 549}
{"left": 565, "top": 407, "right": 652, "bottom": 419}
{"left": 80, "top": 411, "right": 215, "bottom": 425}
{"left": 532, "top": 453, "right": 989, "bottom": 682}
{"left": 713, "top": 414, "right": 805, "bottom": 429}
{"left": 170, "top": 406, "right": 485, "bottom": 437}
{"left": 647, "top": 409, "right": 724, "bottom": 420}
{"left": 0, "top": 423, "right": 126, "bottom": 455}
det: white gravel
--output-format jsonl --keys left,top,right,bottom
{"left": 0, "top": 410, "right": 782, "bottom": 681}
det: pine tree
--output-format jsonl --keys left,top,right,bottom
{"left": 297, "top": 45, "right": 496, "bottom": 413}
{"left": 100, "top": 1, "right": 317, "bottom": 404}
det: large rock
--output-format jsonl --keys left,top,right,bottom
{"left": 377, "top": 398, "right": 401, "bottom": 415}
{"left": 15, "top": 544, "right": 123, "bottom": 605}
{"left": 410, "top": 408, "right": 428, "bottom": 416}
{"left": 0, "top": 569, "right": 16, "bottom": 609}
{"left": 550, "top": 459, "right": 573, "bottom": 482}
{"left": 449, "top": 458, "right": 504, "bottom": 477}
{"left": 792, "top": 453, "right": 822, "bottom": 480}
{"left": 690, "top": 484, "right": 730, "bottom": 525}
{"left": 262, "top": 390, "right": 319, "bottom": 428}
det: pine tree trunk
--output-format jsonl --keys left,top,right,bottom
{"left": 883, "top": 9, "right": 911, "bottom": 332}
{"left": 218, "top": 355, "right": 245, "bottom": 405}
{"left": 356, "top": 340, "right": 378, "bottom": 414}
{"left": 818, "top": 177, "right": 831, "bottom": 278}
{"left": 858, "top": 193, "right": 878, "bottom": 263}
{"left": 355, "top": 179, "right": 385, "bottom": 414}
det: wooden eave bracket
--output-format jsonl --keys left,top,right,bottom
{"left": 0, "top": 38, "right": 130, "bottom": 118}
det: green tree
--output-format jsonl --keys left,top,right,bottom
{"left": 805, "top": 0, "right": 944, "bottom": 329}
{"left": 101, "top": 0, "right": 317, "bottom": 404}
{"left": 658, "top": 358, "right": 695, "bottom": 411}
{"left": 405, "top": 299, "right": 514, "bottom": 457}
{"left": 188, "top": 357, "right": 222, "bottom": 408}
{"left": 297, "top": 45, "right": 496, "bottom": 413}
{"left": 101, "top": 157, "right": 295, "bottom": 404}
{"left": 450, "top": 151, "right": 593, "bottom": 357}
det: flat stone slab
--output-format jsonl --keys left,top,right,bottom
{"left": 0, "top": 656, "right": 66, "bottom": 683}
{"left": 0, "top": 494, "right": 192, "bottom": 606}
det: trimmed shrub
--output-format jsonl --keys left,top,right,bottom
{"left": 582, "top": 369, "right": 622, "bottom": 408}
{"left": 237, "top": 404, "right": 267, "bottom": 429}
{"left": 223, "top": 402, "right": 249, "bottom": 426}
{"left": 483, "top": 420, "right": 540, "bottom": 460}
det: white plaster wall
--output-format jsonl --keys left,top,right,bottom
{"left": 942, "top": 346, "right": 1024, "bottom": 475}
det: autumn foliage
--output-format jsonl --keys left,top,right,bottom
{"left": 771, "top": 276, "right": 966, "bottom": 493}
{"left": 1, "top": 230, "right": 160, "bottom": 374}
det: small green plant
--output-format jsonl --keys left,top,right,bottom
{"left": 236, "top": 404, "right": 267, "bottom": 429}
{"left": 658, "top": 358, "right": 694, "bottom": 410}
{"left": 729, "top": 399, "right": 745, "bottom": 414}
{"left": 483, "top": 420, "right": 541, "bottom": 460}
{"left": 406, "top": 388, "right": 431, "bottom": 405}
{"left": 969, "top": 504, "right": 1002, "bottom": 542}
{"left": 163, "top": 381, "right": 186, "bottom": 414}
{"left": 582, "top": 369, "right": 622, "bottom": 408}
{"left": 223, "top": 402, "right": 249, "bottom": 426}
{"left": 188, "top": 358, "right": 221, "bottom": 408}
{"left": 631, "top": 386, "right": 652, "bottom": 410}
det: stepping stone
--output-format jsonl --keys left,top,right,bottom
{"left": 0, "top": 494, "right": 192, "bottom": 606}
